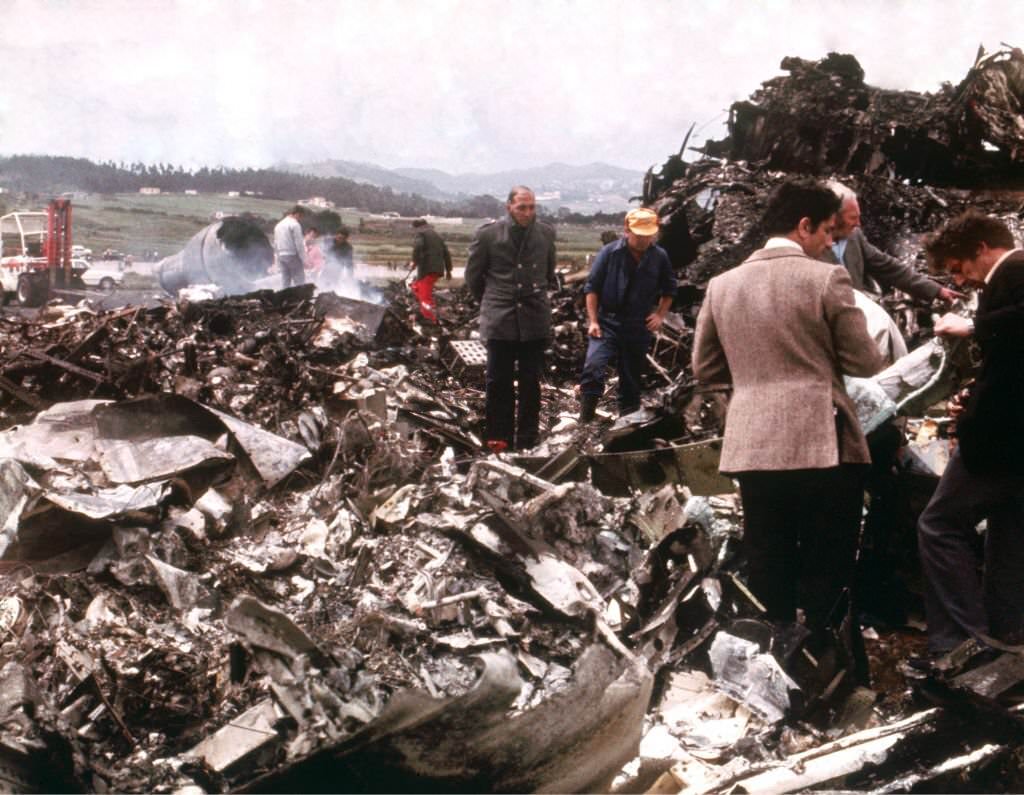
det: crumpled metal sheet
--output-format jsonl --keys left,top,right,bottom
{"left": 244, "top": 645, "right": 653, "bottom": 794}
{"left": 96, "top": 435, "right": 234, "bottom": 484}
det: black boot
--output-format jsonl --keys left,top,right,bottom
{"left": 579, "top": 394, "right": 599, "bottom": 423}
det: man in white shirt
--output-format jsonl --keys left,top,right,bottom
{"left": 274, "top": 206, "right": 309, "bottom": 289}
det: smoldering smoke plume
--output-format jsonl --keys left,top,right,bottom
{"left": 157, "top": 217, "right": 273, "bottom": 296}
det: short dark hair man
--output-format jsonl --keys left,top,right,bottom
{"left": 410, "top": 218, "right": 452, "bottom": 323}
{"left": 823, "top": 181, "right": 960, "bottom": 303}
{"left": 912, "top": 211, "right": 1024, "bottom": 665}
{"left": 578, "top": 208, "right": 676, "bottom": 420}
{"left": 274, "top": 205, "right": 309, "bottom": 289}
{"left": 693, "top": 178, "right": 883, "bottom": 677}
{"left": 465, "top": 186, "right": 557, "bottom": 451}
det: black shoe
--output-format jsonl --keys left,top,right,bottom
{"left": 579, "top": 394, "right": 599, "bottom": 423}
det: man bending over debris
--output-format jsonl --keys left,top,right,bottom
{"left": 465, "top": 186, "right": 557, "bottom": 452}
{"left": 579, "top": 208, "right": 676, "bottom": 420}
{"left": 274, "top": 205, "right": 309, "bottom": 289}
{"left": 410, "top": 218, "right": 452, "bottom": 322}
{"left": 693, "top": 179, "right": 883, "bottom": 671}
{"left": 911, "top": 211, "right": 1024, "bottom": 670}
{"left": 823, "top": 181, "right": 960, "bottom": 303}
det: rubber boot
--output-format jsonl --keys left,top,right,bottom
{"left": 579, "top": 394, "right": 599, "bottom": 423}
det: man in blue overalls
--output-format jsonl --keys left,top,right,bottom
{"left": 579, "top": 208, "right": 676, "bottom": 421}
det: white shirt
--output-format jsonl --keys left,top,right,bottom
{"left": 273, "top": 215, "right": 307, "bottom": 262}
{"left": 764, "top": 237, "right": 802, "bottom": 250}
{"left": 985, "top": 247, "right": 1022, "bottom": 284}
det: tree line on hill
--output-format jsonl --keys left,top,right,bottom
{"left": 0, "top": 155, "right": 507, "bottom": 219}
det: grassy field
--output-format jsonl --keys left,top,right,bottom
{"left": 69, "top": 193, "right": 615, "bottom": 271}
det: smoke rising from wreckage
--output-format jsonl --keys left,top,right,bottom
{"left": 2, "top": 48, "right": 1024, "bottom": 793}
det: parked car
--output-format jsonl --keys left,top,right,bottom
{"left": 71, "top": 245, "right": 93, "bottom": 259}
{"left": 81, "top": 260, "right": 127, "bottom": 291}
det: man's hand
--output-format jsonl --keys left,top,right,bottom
{"left": 646, "top": 312, "right": 665, "bottom": 333}
{"left": 937, "top": 286, "right": 966, "bottom": 303}
{"left": 934, "top": 312, "right": 973, "bottom": 337}
{"left": 949, "top": 386, "right": 971, "bottom": 419}
{"left": 588, "top": 321, "right": 602, "bottom": 338}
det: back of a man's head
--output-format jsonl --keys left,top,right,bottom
{"left": 925, "top": 210, "right": 1015, "bottom": 270}
{"left": 762, "top": 179, "right": 841, "bottom": 237}
{"left": 289, "top": 205, "right": 307, "bottom": 218}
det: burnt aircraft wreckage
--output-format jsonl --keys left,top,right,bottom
{"left": 2, "top": 47, "right": 1024, "bottom": 793}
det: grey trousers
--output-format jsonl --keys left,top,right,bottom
{"left": 917, "top": 447, "right": 1024, "bottom": 652}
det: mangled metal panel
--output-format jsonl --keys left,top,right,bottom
{"left": 590, "top": 438, "right": 735, "bottom": 496}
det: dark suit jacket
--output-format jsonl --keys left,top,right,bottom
{"left": 957, "top": 249, "right": 1024, "bottom": 474}
{"left": 820, "top": 228, "right": 940, "bottom": 302}
{"left": 465, "top": 217, "right": 557, "bottom": 342}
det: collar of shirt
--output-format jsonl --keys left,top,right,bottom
{"left": 985, "top": 247, "right": 1022, "bottom": 284}
{"left": 832, "top": 239, "right": 848, "bottom": 262}
{"left": 764, "top": 237, "right": 802, "bottom": 251}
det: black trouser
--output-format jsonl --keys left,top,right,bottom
{"left": 917, "top": 447, "right": 1024, "bottom": 652}
{"left": 485, "top": 338, "right": 545, "bottom": 449}
{"left": 737, "top": 464, "right": 867, "bottom": 672}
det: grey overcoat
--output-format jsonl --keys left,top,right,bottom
{"left": 465, "top": 217, "right": 557, "bottom": 341}
{"left": 693, "top": 246, "right": 884, "bottom": 473}
{"left": 820, "top": 228, "right": 940, "bottom": 301}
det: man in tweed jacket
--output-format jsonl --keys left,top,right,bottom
{"left": 693, "top": 179, "right": 883, "bottom": 669}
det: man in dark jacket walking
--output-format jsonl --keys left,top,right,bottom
{"left": 410, "top": 219, "right": 451, "bottom": 322}
{"left": 465, "top": 186, "right": 557, "bottom": 451}
{"left": 914, "top": 211, "right": 1024, "bottom": 665}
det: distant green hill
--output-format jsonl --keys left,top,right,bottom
{"left": 0, "top": 155, "right": 504, "bottom": 218}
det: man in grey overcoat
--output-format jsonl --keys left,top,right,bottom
{"left": 465, "top": 186, "right": 557, "bottom": 451}
{"left": 693, "top": 179, "right": 884, "bottom": 679}
{"left": 822, "top": 181, "right": 960, "bottom": 303}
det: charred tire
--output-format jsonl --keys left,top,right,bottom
{"left": 16, "top": 274, "right": 48, "bottom": 307}
{"left": 99, "top": 276, "right": 116, "bottom": 292}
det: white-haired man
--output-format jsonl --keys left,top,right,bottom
{"left": 823, "top": 181, "right": 960, "bottom": 304}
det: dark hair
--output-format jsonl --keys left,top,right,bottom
{"left": 335, "top": 225, "right": 350, "bottom": 237}
{"left": 599, "top": 230, "right": 619, "bottom": 245}
{"left": 306, "top": 226, "right": 319, "bottom": 235}
{"left": 924, "top": 210, "right": 1015, "bottom": 271}
{"left": 507, "top": 185, "right": 533, "bottom": 203}
{"left": 762, "top": 179, "right": 841, "bottom": 237}
{"left": 412, "top": 218, "right": 427, "bottom": 227}
{"left": 289, "top": 205, "right": 307, "bottom": 217}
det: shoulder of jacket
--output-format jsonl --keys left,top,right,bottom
{"left": 535, "top": 220, "right": 556, "bottom": 238}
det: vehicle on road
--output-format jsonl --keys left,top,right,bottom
{"left": 80, "top": 260, "right": 127, "bottom": 291}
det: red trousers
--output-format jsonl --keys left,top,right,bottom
{"left": 411, "top": 273, "right": 440, "bottom": 321}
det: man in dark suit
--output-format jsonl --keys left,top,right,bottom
{"left": 822, "top": 181, "right": 960, "bottom": 303}
{"left": 916, "top": 211, "right": 1024, "bottom": 660}
{"left": 465, "top": 187, "right": 557, "bottom": 451}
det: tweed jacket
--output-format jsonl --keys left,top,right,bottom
{"left": 412, "top": 225, "right": 451, "bottom": 278}
{"left": 465, "top": 216, "right": 557, "bottom": 342}
{"left": 693, "top": 245, "right": 884, "bottom": 473}
{"left": 956, "top": 249, "right": 1024, "bottom": 475}
{"left": 820, "top": 228, "right": 940, "bottom": 302}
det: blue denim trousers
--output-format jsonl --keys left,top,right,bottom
{"left": 579, "top": 323, "right": 650, "bottom": 414}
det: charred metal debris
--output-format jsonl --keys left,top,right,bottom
{"left": 4, "top": 48, "right": 1024, "bottom": 795}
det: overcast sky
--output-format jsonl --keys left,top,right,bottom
{"left": 0, "top": 0, "right": 1017, "bottom": 175}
